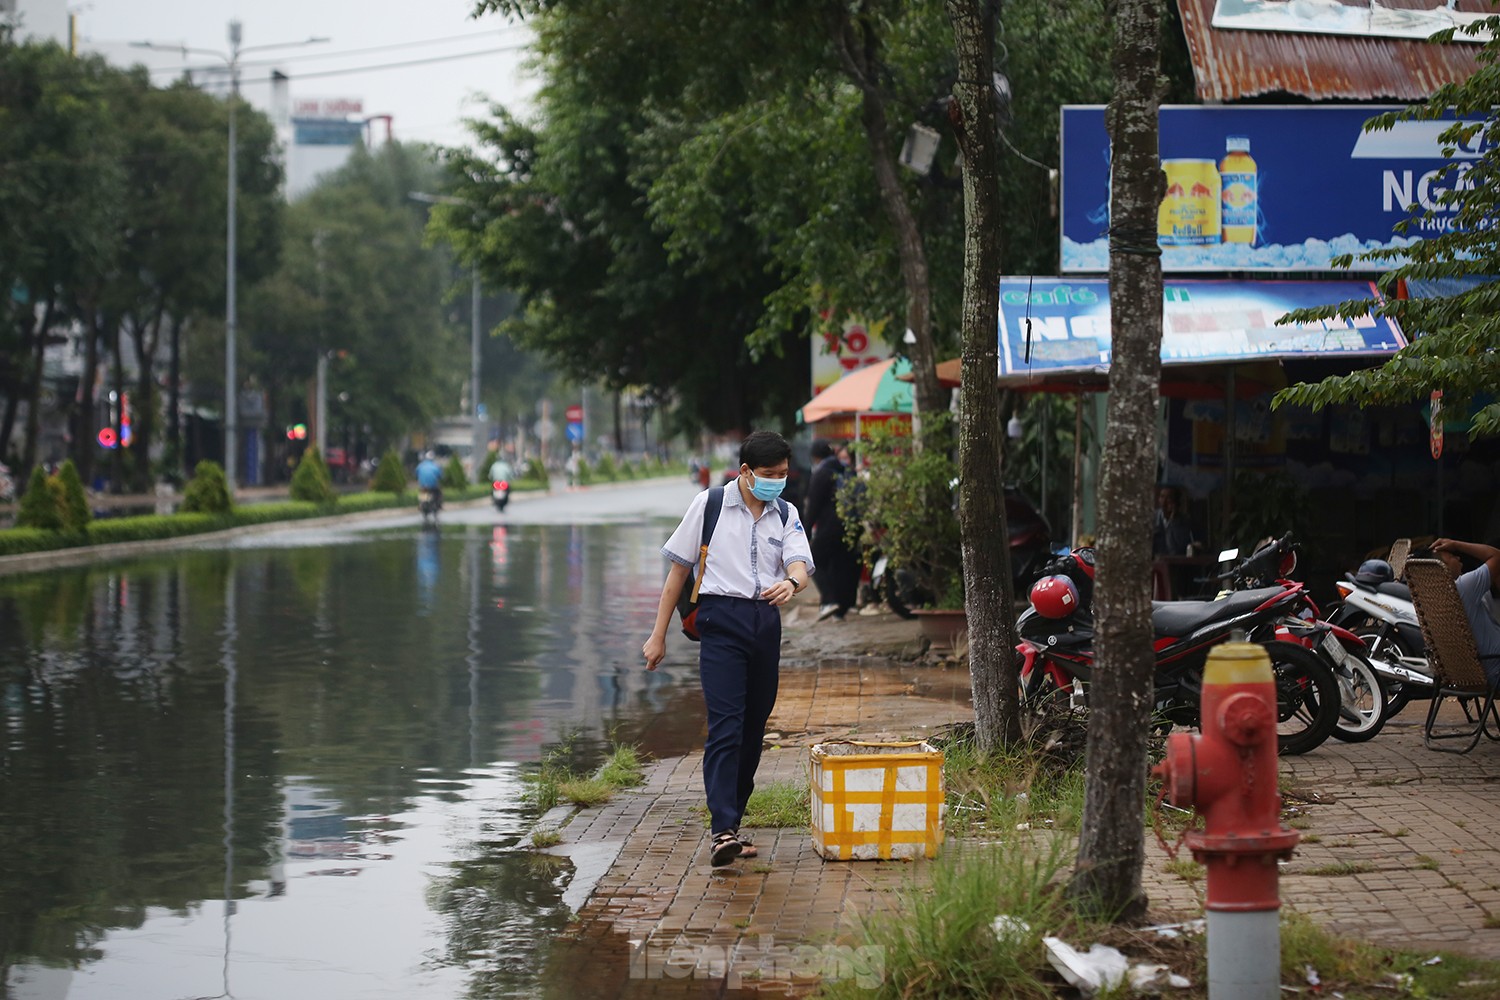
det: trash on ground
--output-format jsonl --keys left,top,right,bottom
{"left": 1305, "top": 964, "right": 1321, "bottom": 986}
{"left": 991, "top": 914, "right": 1031, "bottom": 940}
{"left": 1043, "top": 937, "right": 1129, "bottom": 997}
{"left": 1423, "top": 956, "right": 1442, "bottom": 966}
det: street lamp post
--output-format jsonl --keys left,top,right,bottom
{"left": 408, "top": 191, "right": 484, "bottom": 479}
{"left": 132, "top": 22, "right": 328, "bottom": 493}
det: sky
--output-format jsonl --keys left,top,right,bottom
{"left": 75, "top": 0, "right": 539, "bottom": 149}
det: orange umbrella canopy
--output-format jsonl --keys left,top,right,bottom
{"left": 799, "top": 358, "right": 913, "bottom": 423}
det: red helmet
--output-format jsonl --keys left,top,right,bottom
{"left": 1029, "top": 575, "right": 1081, "bottom": 619}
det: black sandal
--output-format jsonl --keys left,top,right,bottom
{"left": 710, "top": 830, "right": 743, "bottom": 867}
{"left": 736, "top": 832, "right": 758, "bottom": 859}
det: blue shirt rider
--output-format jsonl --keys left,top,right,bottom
{"left": 415, "top": 454, "right": 443, "bottom": 504}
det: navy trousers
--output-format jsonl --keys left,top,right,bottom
{"left": 695, "top": 594, "right": 781, "bottom": 834}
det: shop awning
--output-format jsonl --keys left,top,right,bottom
{"left": 799, "top": 357, "right": 913, "bottom": 424}
{"left": 995, "top": 278, "right": 1406, "bottom": 389}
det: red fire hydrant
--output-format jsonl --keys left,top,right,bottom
{"left": 1153, "top": 641, "right": 1300, "bottom": 1000}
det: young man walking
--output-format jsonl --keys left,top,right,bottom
{"left": 642, "top": 431, "right": 814, "bottom": 867}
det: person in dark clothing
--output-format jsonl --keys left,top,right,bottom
{"left": 803, "top": 440, "right": 859, "bottom": 620}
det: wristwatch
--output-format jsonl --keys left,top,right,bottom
{"left": 785, "top": 576, "right": 802, "bottom": 593}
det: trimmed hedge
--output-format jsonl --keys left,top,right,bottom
{"left": 2, "top": 481, "right": 514, "bottom": 561}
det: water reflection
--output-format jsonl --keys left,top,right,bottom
{"left": 0, "top": 521, "right": 702, "bottom": 999}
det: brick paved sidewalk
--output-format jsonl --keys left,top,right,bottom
{"left": 534, "top": 608, "right": 1500, "bottom": 997}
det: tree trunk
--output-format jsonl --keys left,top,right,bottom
{"left": 1069, "top": 0, "right": 1166, "bottom": 922}
{"left": 73, "top": 307, "right": 102, "bottom": 483}
{"left": 828, "top": 5, "right": 945, "bottom": 423}
{"left": 129, "top": 307, "right": 163, "bottom": 492}
{"left": 21, "top": 297, "right": 56, "bottom": 477}
{"left": 945, "top": 0, "right": 1021, "bottom": 753}
{"left": 109, "top": 323, "right": 124, "bottom": 493}
{"left": 168, "top": 315, "right": 184, "bottom": 483}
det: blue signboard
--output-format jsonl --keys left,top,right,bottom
{"left": 565, "top": 422, "right": 585, "bottom": 443}
{"left": 1060, "top": 105, "right": 1485, "bottom": 273}
{"left": 997, "top": 279, "right": 1406, "bottom": 379}
{"left": 292, "top": 118, "right": 364, "bottom": 147}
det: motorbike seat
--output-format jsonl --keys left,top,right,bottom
{"left": 1150, "top": 586, "right": 1288, "bottom": 636}
{"left": 1376, "top": 581, "right": 1412, "bottom": 602}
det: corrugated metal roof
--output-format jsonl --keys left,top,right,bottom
{"left": 1177, "top": 0, "right": 1486, "bottom": 101}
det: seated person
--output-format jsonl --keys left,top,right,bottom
{"left": 1152, "top": 485, "right": 1202, "bottom": 598}
{"left": 1427, "top": 537, "right": 1500, "bottom": 688}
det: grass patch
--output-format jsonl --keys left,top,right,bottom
{"left": 1416, "top": 855, "right": 1441, "bottom": 871}
{"left": 1390, "top": 827, "right": 1410, "bottom": 838}
{"left": 530, "top": 827, "right": 562, "bottom": 849}
{"left": 1304, "top": 860, "right": 1376, "bottom": 877}
{"left": 1287, "top": 816, "right": 1313, "bottom": 830}
{"left": 817, "top": 837, "right": 1077, "bottom": 1000}
{"left": 741, "top": 780, "right": 810, "bottom": 828}
{"left": 934, "top": 724, "right": 1087, "bottom": 838}
{"left": 1281, "top": 910, "right": 1500, "bottom": 998}
{"left": 1484, "top": 915, "right": 1500, "bottom": 930}
{"left": 1164, "top": 859, "right": 1206, "bottom": 882}
{"left": 524, "top": 739, "right": 647, "bottom": 812}
{"left": 558, "top": 777, "right": 614, "bottom": 807}
{"left": 1303, "top": 834, "right": 1323, "bottom": 844}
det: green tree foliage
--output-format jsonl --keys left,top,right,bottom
{"left": 239, "top": 143, "right": 464, "bottom": 458}
{"left": 53, "top": 460, "right": 91, "bottom": 534}
{"left": 0, "top": 34, "right": 124, "bottom": 472}
{"left": 441, "top": 454, "right": 468, "bottom": 490}
{"left": 290, "top": 446, "right": 338, "bottom": 505}
{"left": 1273, "top": 16, "right": 1500, "bottom": 439}
{"left": 180, "top": 460, "right": 234, "bottom": 514}
{"left": 370, "top": 450, "right": 407, "bottom": 493}
{"left": 846, "top": 414, "right": 962, "bottom": 606}
{"left": 15, "top": 465, "right": 61, "bottom": 530}
{"left": 459, "top": 0, "right": 1119, "bottom": 432}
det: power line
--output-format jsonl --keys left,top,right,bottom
{"left": 143, "top": 26, "right": 527, "bottom": 76}
{"left": 181, "top": 45, "right": 531, "bottom": 88}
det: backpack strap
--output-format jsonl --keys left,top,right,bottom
{"left": 690, "top": 486, "right": 724, "bottom": 602}
{"left": 775, "top": 497, "right": 789, "bottom": 525}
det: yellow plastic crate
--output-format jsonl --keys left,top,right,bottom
{"left": 810, "top": 740, "right": 944, "bottom": 861}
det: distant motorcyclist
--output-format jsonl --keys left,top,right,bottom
{"left": 415, "top": 452, "right": 444, "bottom": 508}
{"left": 488, "top": 455, "right": 515, "bottom": 484}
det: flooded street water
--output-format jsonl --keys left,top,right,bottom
{"left": 0, "top": 482, "right": 707, "bottom": 999}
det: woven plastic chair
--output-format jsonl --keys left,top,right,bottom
{"left": 1386, "top": 538, "right": 1411, "bottom": 580}
{"left": 1404, "top": 558, "right": 1500, "bottom": 753}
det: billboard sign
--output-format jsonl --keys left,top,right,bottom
{"left": 292, "top": 119, "right": 363, "bottom": 146}
{"left": 811, "top": 315, "right": 889, "bottom": 395}
{"left": 293, "top": 97, "right": 364, "bottom": 119}
{"left": 996, "top": 278, "right": 1406, "bottom": 379}
{"left": 1209, "top": 0, "right": 1490, "bottom": 43}
{"left": 1060, "top": 105, "right": 1485, "bottom": 273}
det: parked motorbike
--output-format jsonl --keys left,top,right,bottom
{"left": 492, "top": 478, "right": 511, "bottom": 512}
{"left": 1325, "top": 559, "right": 1434, "bottom": 716}
{"left": 1016, "top": 544, "right": 1342, "bottom": 755}
{"left": 1210, "top": 534, "right": 1391, "bottom": 743}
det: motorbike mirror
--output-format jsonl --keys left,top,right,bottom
{"left": 1217, "top": 547, "right": 1239, "bottom": 562}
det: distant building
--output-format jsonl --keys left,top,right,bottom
{"left": 1, "top": 0, "right": 69, "bottom": 46}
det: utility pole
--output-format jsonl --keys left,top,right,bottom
{"left": 314, "top": 229, "right": 328, "bottom": 457}
{"left": 131, "top": 23, "right": 329, "bottom": 493}
{"left": 225, "top": 18, "right": 240, "bottom": 491}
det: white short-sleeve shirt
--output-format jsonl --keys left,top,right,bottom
{"left": 662, "top": 485, "right": 815, "bottom": 600}
{"left": 1456, "top": 564, "right": 1500, "bottom": 672}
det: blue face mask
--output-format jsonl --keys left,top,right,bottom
{"left": 747, "top": 471, "right": 787, "bottom": 502}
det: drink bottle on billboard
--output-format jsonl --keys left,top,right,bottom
{"left": 1220, "top": 136, "right": 1258, "bottom": 245}
{"left": 1157, "top": 159, "right": 1221, "bottom": 246}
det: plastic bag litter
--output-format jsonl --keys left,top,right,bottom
{"left": 1041, "top": 936, "right": 1192, "bottom": 995}
{"left": 991, "top": 915, "right": 1032, "bottom": 941}
{"left": 1044, "top": 937, "right": 1129, "bottom": 996}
